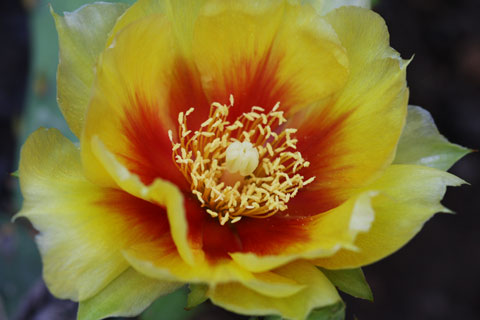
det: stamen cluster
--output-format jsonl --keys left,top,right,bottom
{"left": 168, "top": 96, "right": 314, "bottom": 225}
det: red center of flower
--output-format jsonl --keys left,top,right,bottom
{"left": 169, "top": 96, "right": 314, "bottom": 225}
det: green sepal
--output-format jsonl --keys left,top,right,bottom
{"left": 262, "top": 301, "right": 346, "bottom": 320}
{"left": 319, "top": 267, "right": 373, "bottom": 301}
{"left": 77, "top": 268, "right": 181, "bottom": 320}
{"left": 186, "top": 284, "right": 209, "bottom": 310}
{"left": 306, "top": 301, "right": 346, "bottom": 320}
{"left": 264, "top": 315, "right": 282, "bottom": 320}
{"left": 52, "top": 2, "right": 129, "bottom": 138}
{"left": 11, "top": 170, "right": 19, "bottom": 177}
{"left": 393, "top": 105, "right": 471, "bottom": 171}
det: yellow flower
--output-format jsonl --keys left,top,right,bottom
{"left": 16, "top": 0, "right": 469, "bottom": 319}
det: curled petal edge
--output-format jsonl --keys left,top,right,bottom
{"left": 230, "top": 190, "right": 378, "bottom": 273}
{"left": 90, "top": 136, "right": 194, "bottom": 265}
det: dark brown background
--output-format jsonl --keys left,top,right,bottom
{"left": 347, "top": 0, "right": 480, "bottom": 319}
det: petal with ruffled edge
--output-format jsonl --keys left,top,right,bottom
{"left": 53, "top": 2, "right": 129, "bottom": 138}
{"left": 123, "top": 243, "right": 305, "bottom": 298}
{"left": 15, "top": 129, "right": 171, "bottom": 301}
{"left": 90, "top": 135, "right": 305, "bottom": 298}
{"left": 228, "top": 190, "right": 376, "bottom": 273}
{"left": 193, "top": 0, "right": 348, "bottom": 120}
{"left": 81, "top": 13, "right": 194, "bottom": 189}
{"left": 90, "top": 136, "right": 193, "bottom": 266}
{"left": 286, "top": 6, "right": 409, "bottom": 214}
{"left": 90, "top": 134, "right": 241, "bottom": 281}
{"left": 77, "top": 268, "right": 181, "bottom": 320}
{"left": 314, "top": 164, "right": 465, "bottom": 269}
{"left": 393, "top": 105, "right": 471, "bottom": 170}
{"left": 103, "top": 0, "right": 212, "bottom": 146}
{"left": 208, "top": 261, "right": 340, "bottom": 320}
{"left": 82, "top": 0, "right": 348, "bottom": 195}
{"left": 123, "top": 232, "right": 306, "bottom": 299}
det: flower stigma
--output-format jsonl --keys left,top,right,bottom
{"left": 168, "top": 95, "right": 315, "bottom": 226}
{"left": 225, "top": 141, "right": 259, "bottom": 176}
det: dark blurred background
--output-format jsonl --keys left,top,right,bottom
{"left": 0, "top": 0, "right": 479, "bottom": 319}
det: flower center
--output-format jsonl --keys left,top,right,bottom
{"left": 225, "top": 141, "right": 259, "bottom": 176}
{"left": 168, "top": 95, "right": 314, "bottom": 225}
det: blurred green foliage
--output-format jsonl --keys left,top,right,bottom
{"left": 141, "top": 287, "right": 203, "bottom": 320}
{"left": 0, "top": 216, "right": 42, "bottom": 317}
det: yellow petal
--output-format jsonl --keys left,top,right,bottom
{"left": 290, "top": 6, "right": 409, "bottom": 207}
{"left": 193, "top": 0, "right": 348, "bottom": 112}
{"left": 78, "top": 268, "right": 181, "bottom": 320}
{"left": 242, "top": 272, "right": 306, "bottom": 298}
{"left": 314, "top": 164, "right": 465, "bottom": 269}
{"left": 230, "top": 190, "right": 376, "bottom": 273}
{"left": 208, "top": 261, "right": 340, "bottom": 320}
{"left": 123, "top": 240, "right": 250, "bottom": 283}
{"left": 15, "top": 128, "right": 129, "bottom": 300}
{"left": 106, "top": 0, "right": 166, "bottom": 47}
{"left": 123, "top": 240, "right": 303, "bottom": 298}
{"left": 90, "top": 136, "right": 193, "bottom": 266}
{"left": 53, "top": 2, "right": 129, "bottom": 138}
{"left": 82, "top": 13, "right": 177, "bottom": 187}
{"left": 90, "top": 139, "right": 303, "bottom": 298}
{"left": 107, "top": 0, "right": 206, "bottom": 58}
{"left": 165, "top": 0, "right": 208, "bottom": 58}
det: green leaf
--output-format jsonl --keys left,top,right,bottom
{"left": 307, "top": 301, "right": 346, "bottom": 320}
{"left": 319, "top": 268, "right": 373, "bottom": 301}
{"left": 260, "top": 300, "right": 345, "bottom": 319}
{"left": 393, "top": 105, "right": 471, "bottom": 171}
{"left": 77, "top": 268, "right": 181, "bottom": 320}
{"left": 52, "top": 2, "right": 129, "bottom": 138}
{"left": 186, "top": 284, "right": 209, "bottom": 310}
{"left": 141, "top": 286, "right": 202, "bottom": 320}
{"left": 10, "top": 170, "right": 19, "bottom": 178}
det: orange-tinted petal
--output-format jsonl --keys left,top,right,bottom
{"left": 15, "top": 128, "right": 172, "bottom": 301}
{"left": 90, "top": 136, "right": 194, "bottom": 266}
{"left": 81, "top": 13, "right": 191, "bottom": 188}
{"left": 193, "top": 0, "right": 348, "bottom": 119}
{"left": 287, "top": 6, "right": 409, "bottom": 214}
{"left": 229, "top": 191, "right": 376, "bottom": 272}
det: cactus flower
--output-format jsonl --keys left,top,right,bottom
{"left": 16, "top": 0, "right": 469, "bottom": 319}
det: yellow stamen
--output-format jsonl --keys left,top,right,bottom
{"left": 169, "top": 97, "right": 314, "bottom": 225}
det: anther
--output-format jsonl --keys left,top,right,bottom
{"left": 169, "top": 98, "right": 314, "bottom": 225}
